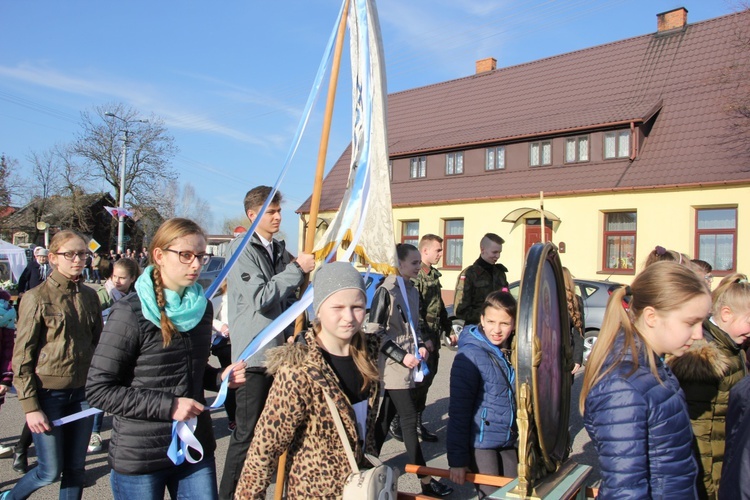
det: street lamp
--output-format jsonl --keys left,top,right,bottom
{"left": 104, "top": 112, "right": 148, "bottom": 254}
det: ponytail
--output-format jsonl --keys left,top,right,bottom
{"left": 712, "top": 273, "right": 750, "bottom": 318}
{"left": 152, "top": 266, "right": 178, "bottom": 347}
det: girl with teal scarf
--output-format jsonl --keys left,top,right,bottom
{"left": 86, "top": 218, "right": 246, "bottom": 500}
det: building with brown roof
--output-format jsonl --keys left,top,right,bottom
{"left": 298, "top": 7, "right": 750, "bottom": 299}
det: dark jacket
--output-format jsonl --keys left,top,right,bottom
{"left": 453, "top": 257, "right": 508, "bottom": 326}
{"left": 719, "top": 375, "right": 750, "bottom": 500}
{"left": 448, "top": 325, "right": 516, "bottom": 468}
{"left": 583, "top": 335, "right": 698, "bottom": 499}
{"left": 226, "top": 233, "right": 304, "bottom": 367}
{"left": 86, "top": 293, "right": 219, "bottom": 475}
{"left": 17, "top": 259, "right": 47, "bottom": 294}
{"left": 668, "top": 319, "right": 747, "bottom": 499}
{"left": 13, "top": 270, "right": 102, "bottom": 413}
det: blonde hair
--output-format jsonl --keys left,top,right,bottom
{"left": 562, "top": 267, "right": 582, "bottom": 331}
{"left": 48, "top": 230, "right": 87, "bottom": 254}
{"left": 149, "top": 218, "right": 207, "bottom": 346}
{"left": 712, "top": 273, "right": 750, "bottom": 317}
{"left": 580, "top": 261, "right": 709, "bottom": 414}
{"left": 311, "top": 321, "right": 379, "bottom": 391}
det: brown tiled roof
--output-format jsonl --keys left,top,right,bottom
{"left": 0, "top": 193, "right": 114, "bottom": 230}
{"left": 299, "top": 11, "right": 750, "bottom": 213}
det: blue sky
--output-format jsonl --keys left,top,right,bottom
{"left": 0, "top": 0, "right": 736, "bottom": 250}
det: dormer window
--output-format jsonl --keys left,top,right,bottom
{"left": 410, "top": 156, "right": 426, "bottom": 178}
{"left": 446, "top": 152, "right": 464, "bottom": 175}
{"left": 604, "top": 131, "right": 630, "bottom": 159}
{"left": 486, "top": 147, "right": 505, "bottom": 170}
{"left": 565, "top": 136, "right": 589, "bottom": 163}
{"left": 530, "top": 141, "right": 552, "bottom": 166}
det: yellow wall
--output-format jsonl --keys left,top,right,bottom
{"left": 391, "top": 185, "right": 748, "bottom": 293}
{"left": 299, "top": 185, "right": 748, "bottom": 300}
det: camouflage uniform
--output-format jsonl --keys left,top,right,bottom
{"left": 411, "top": 263, "right": 452, "bottom": 422}
{"left": 453, "top": 257, "right": 509, "bottom": 326}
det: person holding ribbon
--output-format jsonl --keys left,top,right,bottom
{"left": 2, "top": 230, "right": 102, "bottom": 500}
{"left": 234, "top": 261, "right": 381, "bottom": 498}
{"left": 85, "top": 218, "right": 246, "bottom": 500}
{"left": 368, "top": 243, "right": 453, "bottom": 498}
{"left": 581, "top": 261, "right": 711, "bottom": 498}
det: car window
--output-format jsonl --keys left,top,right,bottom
{"left": 581, "top": 285, "right": 597, "bottom": 299}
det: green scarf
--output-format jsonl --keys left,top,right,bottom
{"left": 135, "top": 265, "right": 207, "bottom": 332}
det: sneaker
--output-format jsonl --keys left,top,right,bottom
{"left": 0, "top": 445, "right": 12, "bottom": 459}
{"left": 87, "top": 433, "right": 103, "bottom": 453}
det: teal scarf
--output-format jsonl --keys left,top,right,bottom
{"left": 135, "top": 265, "right": 207, "bottom": 332}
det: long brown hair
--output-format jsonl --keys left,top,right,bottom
{"left": 149, "top": 218, "right": 207, "bottom": 346}
{"left": 579, "top": 261, "right": 708, "bottom": 414}
{"left": 312, "top": 320, "right": 379, "bottom": 392}
{"left": 562, "top": 267, "right": 582, "bottom": 331}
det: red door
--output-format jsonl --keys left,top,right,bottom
{"left": 524, "top": 219, "right": 553, "bottom": 256}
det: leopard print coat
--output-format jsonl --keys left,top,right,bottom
{"left": 234, "top": 330, "right": 381, "bottom": 499}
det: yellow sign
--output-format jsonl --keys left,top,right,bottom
{"left": 88, "top": 239, "right": 101, "bottom": 253}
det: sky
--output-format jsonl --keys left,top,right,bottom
{"left": 0, "top": 0, "right": 738, "bottom": 251}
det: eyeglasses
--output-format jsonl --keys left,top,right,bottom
{"left": 705, "top": 275, "right": 714, "bottom": 282}
{"left": 164, "top": 249, "right": 211, "bottom": 265}
{"left": 54, "top": 251, "right": 88, "bottom": 261}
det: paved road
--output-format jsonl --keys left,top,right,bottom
{"left": 0, "top": 346, "right": 600, "bottom": 499}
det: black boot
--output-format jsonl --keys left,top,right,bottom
{"left": 389, "top": 416, "right": 403, "bottom": 442}
{"left": 417, "top": 412, "right": 438, "bottom": 442}
{"left": 12, "top": 446, "right": 27, "bottom": 474}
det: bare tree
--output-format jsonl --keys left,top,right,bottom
{"left": 718, "top": 5, "right": 750, "bottom": 159}
{"left": 73, "top": 103, "right": 178, "bottom": 212}
{"left": 221, "top": 215, "right": 250, "bottom": 235}
{"left": 0, "top": 154, "right": 23, "bottom": 207}
{"left": 161, "top": 179, "right": 214, "bottom": 231}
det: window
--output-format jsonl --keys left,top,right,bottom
{"left": 445, "top": 152, "right": 464, "bottom": 175}
{"left": 486, "top": 147, "right": 505, "bottom": 170}
{"left": 530, "top": 141, "right": 552, "bottom": 166}
{"left": 410, "top": 156, "right": 426, "bottom": 178}
{"left": 388, "top": 160, "right": 392, "bottom": 181}
{"left": 565, "top": 136, "right": 589, "bottom": 163}
{"left": 603, "top": 212, "right": 636, "bottom": 272}
{"left": 401, "top": 221, "right": 419, "bottom": 246}
{"left": 604, "top": 130, "right": 630, "bottom": 159}
{"left": 443, "top": 219, "right": 464, "bottom": 269}
{"left": 696, "top": 208, "right": 737, "bottom": 273}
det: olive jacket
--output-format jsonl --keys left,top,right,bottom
{"left": 453, "top": 257, "right": 508, "bottom": 326}
{"left": 668, "top": 319, "right": 747, "bottom": 499}
{"left": 13, "top": 270, "right": 102, "bottom": 413}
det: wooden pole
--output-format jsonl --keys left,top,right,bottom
{"left": 540, "top": 190, "right": 546, "bottom": 244}
{"left": 276, "top": 1, "right": 351, "bottom": 498}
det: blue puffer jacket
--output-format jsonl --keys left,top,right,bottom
{"left": 447, "top": 325, "right": 516, "bottom": 468}
{"left": 583, "top": 334, "right": 698, "bottom": 499}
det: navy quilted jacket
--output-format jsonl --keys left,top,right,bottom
{"left": 447, "top": 325, "right": 516, "bottom": 468}
{"left": 583, "top": 335, "right": 698, "bottom": 499}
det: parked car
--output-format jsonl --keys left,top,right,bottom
{"left": 197, "top": 256, "right": 226, "bottom": 291}
{"left": 503, "top": 278, "right": 625, "bottom": 364}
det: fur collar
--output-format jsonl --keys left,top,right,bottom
{"left": 668, "top": 340, "right": 733, "bottom": 383}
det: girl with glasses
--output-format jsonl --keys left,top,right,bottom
{"left": 86, "top": 218, "right": 246, "bottom": 499}
{"left": 2, "top": 230, "right": 103, "bottom": 500}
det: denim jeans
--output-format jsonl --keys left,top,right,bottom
{"left": 110, "top": 456, "right": 218, "bottom": 500}
{"left": 9, "top": 387, "right": 93, "bottom": 500}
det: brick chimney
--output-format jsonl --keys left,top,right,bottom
{"left": 657, "top": 7, "right": 688, "bottom": 32}
{"left": 476, "top": 57, "right": 497, "bottom": 74}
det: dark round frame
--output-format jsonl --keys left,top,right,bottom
{"left": 515, "top": 242, "right": 572, "bottom": 473}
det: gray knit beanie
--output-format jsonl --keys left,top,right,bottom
{"left": 313, "top": 261, "right": 366, "bottom": 314}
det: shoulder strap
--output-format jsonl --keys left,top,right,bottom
{"left": 323, "top": 390, "right": 359, "bottom": 473}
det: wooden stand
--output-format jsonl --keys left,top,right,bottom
{"left": 402, "top": 463, "right": 595, "bottom": 500}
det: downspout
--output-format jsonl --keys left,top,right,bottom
{"left": 630, "top": 121, "right": 638, "bottom": 160}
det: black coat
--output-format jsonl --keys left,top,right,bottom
{"left": 17, "top": 260, "right": 47, "bottom": 293}
{"left": 86, "top": 292, "right": 219, "bottom": 474}
{"left": 719, "top": 375, "right": 750, "bottom": 500}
